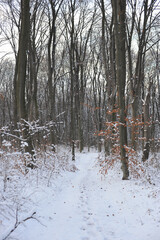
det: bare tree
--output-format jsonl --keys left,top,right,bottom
{"left": 15, "top": 0, "right": 35, "bottom": 162}
{"left": 126, "top": 0, "right": 160, "bottom": 150}
{"left": 46, "top": 0, "right": 64, "bottom": 151}
{"left": 111, "top": 0, "right": 129, "bottom": 180}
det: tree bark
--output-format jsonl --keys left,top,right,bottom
{"left": 112, "top": 0, "right": 129, "bottom": 180}
{"left": 16, "top": 0, "right": 30, "bottom": 120}
{"left": 15, "top": 0, "right": 35, "bottom": 162}
{"left": 70, "top": 0, "right": 76, "bottom": 160}
{"left": 142, "top": 81, "right": 152, "bottom": 162}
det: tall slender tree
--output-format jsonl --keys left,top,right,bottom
{"left": 47, "top": 0, "right": 64, "bottom": 151}
{"left": 111, "top": 0, "right": 129, "bottom": 180}
{"left": 15, "top": 0, "right": 34, "bottom": 160}
{"left": 16, "top": 0, "right": 30, "bottom": 120}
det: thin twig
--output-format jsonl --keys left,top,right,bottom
{"left": 2, "top": 212, "right": 36, "bottom": 240}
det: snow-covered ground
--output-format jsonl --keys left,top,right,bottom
{"left": 1, "top": 149, "right": 160, "bottom": 240}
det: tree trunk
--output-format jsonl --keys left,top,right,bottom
{"left": 15, "top": 0, "right": 35, "bottom": 163}
{"left": 70, "top": 1, "right": 76, "bottom": 161}
{"left": 28, "top": 15, "right": 39, "bottom": 122}
{"left": 47, "top": 1, "right": 57, "bottom": 151}
{"left": 142, "top": 81, "right": 152, "bottom": 162}
{"left": 112, "top": 0, "right": 129, "bottom": 180}
{"left": 16, "top": 0, "right": 29, "bottom": 121}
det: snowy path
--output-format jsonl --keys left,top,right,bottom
{"left": 7, "top": 152, "right": 160, "bottom": 240}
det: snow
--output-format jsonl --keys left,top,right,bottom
{"left": 0, "top": 150, "right": 160, "bottom": 240}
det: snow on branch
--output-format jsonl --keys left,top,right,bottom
{"left": 1, "top": 211, "right": 36, "bottom": 240}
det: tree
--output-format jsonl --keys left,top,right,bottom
{"left": 16, "top": 0, "right": 30, "bottom": 121}
{"left": 47, "top": 0, "right": 64, "bottom": 151}
{"left": 111, "top": 0, "right": 129, "bottom": 180}
{"left": 27, "top": 0, "right": 44, "bottom": 122}
{"left": 142, "top": 80, "right": 152, "bottom": 161}
{"left": 126, "top": 0, "right": 160, "bottom": 150}
{"left": 15, "top": 0, "right": 35, "bottom": 162}
{"left": 98, "top": 0, "right": 117, "bottom": 155}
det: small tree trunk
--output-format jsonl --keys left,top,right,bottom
{"left": 70, "top": 1, "right": 76, "bottom": 161}
{"left": 142, "top": 82, "right": 152, "bottom": 162}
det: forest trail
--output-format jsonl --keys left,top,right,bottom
{"left": 8, "top": 152, "right": 160, "bottom": 240}
{"left": 26, "top": 152, "right": 110, "bottom": 240}
{"left": 50, "top": 152, "right": 109, "bottom": 240}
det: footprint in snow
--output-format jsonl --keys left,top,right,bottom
{"left": 80, "top": 226, "right": 86, "bottom": 231}
{"left": 88, "top": 212, "right": 93, "bottom": 215}
{"left": 83, "top": 216, "right": 89, "bottom": 221}
{"left": 97, "top": 226, "right": 102, "bottom": 232}
{"left": 87, "top": 221, "right": 94, "bottom": 226}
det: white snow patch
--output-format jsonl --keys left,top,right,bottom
{"left": 0, "top": 149, "right": 160, "bottom": 240}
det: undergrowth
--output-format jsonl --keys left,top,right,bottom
{"left": 0, "top": 143, "right": 73, "bottom": 237}
{"left": 98, "top": 148, "right": 160, "bottom": 184}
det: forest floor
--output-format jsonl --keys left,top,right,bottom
{"left": 0, "top": 148, "right": 160, "bottom": 240}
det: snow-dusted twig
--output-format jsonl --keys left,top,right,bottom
{"left": 1, "top": 211, "right": 36, "bottom": 240}
{"left": 1, "top": 132, "right": 26, "bottom": 142}
{"left": 56, "top": 111, "right": 66, "bottom": 118}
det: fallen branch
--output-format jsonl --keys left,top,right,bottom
{"left": 1, "top": 211, "right": 36, "bottom": 240}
